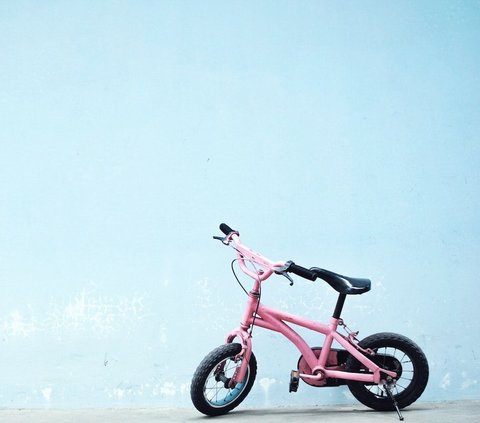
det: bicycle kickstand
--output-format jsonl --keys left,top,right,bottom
{"left": 383, "top": 380, "right": 404, "bottom": 421}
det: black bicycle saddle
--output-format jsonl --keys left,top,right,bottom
{"left": 311, "top": 268, "right": 371, "bottom": 295}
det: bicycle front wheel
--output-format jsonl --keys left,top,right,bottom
{"left": 190, "top": 343, "right": 257, "bottom": 416}
{"left": 346, "top": 332, "right": 429, "bottom": 411}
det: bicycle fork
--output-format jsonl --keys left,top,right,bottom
{"left": 222, "top": 288, "right": 259, "bottom": 386}
{"left": 224, "top": 328, "right": 253, "bottom": 387}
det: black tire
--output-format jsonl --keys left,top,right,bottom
{"left": 346, "top": 332, "right": 429, "bottom": 411}
{"left": 190, "top": 343, "right": 257, "bottom": 416}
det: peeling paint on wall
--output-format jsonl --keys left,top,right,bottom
{"left": 0, "top": 289, "right": 148, "bottom": 339}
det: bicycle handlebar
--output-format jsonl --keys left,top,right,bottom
{"left": 215, "top": 225, "right": 371, "bottom": 295}
{"left": 286, "top": 262, "right": 317, "bottom": 281}
{"left": 220, "top": 223, "right": 236, "bottom": 236}
{"left": 216, "top": 223, "right": 319, "bottom": 284}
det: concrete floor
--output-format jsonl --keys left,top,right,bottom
{"left": 0, "top": 401, "right": 478, "bottom": 423}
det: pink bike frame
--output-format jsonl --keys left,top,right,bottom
{"left": 222, "top": 232, "right": 397, "bottom": 386}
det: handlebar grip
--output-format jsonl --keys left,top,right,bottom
{"left": 220, "top": 223, "right": 236, "bottom": 235}
{"left": 287, "top": 262, "right": 317, "bottom": 281}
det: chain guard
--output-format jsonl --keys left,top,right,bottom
{"left": 297, "top": 347, "right": 350, "bottom": 387}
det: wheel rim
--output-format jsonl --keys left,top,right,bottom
{"left": 362, "top": 346, "right": 415, "bottom": 398}
{"left": 203, "top": 356, "right": 250, "bottom": 408}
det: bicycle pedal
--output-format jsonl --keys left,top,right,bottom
{"left": 289, "top": 370, "right": 299, "bottom": 393}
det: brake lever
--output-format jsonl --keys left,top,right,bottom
{"left": 273, "top": 261, "right": 295, "bottom": 286}
{"left": 274, "top": 265, "right": 295, "bottom": 286}
{"left": 213, "top": 235, "right": 229, "bottom": 245}
{"left": 282, "top": 272, "right": 295, "bottom": 286}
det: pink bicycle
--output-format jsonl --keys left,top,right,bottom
{"left": 191, "top": 224, "right": 429, "bottom": 420}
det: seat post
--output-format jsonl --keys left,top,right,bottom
{"left": 332, "top": 293, "right": 347, "bottom": 319}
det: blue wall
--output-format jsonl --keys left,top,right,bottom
{"left": 1, "top": 1, "right": 479, "bottom": 407}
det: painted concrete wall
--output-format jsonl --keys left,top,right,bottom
{"left": 1, "top": 1, "right": 479, "bottom": 408}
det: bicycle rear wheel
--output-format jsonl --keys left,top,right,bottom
{"left": 345, "top": 332, "right": 429, "bottom": 411}
{"left": 190, "top": 343, "right": 257, "bottom": 416}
